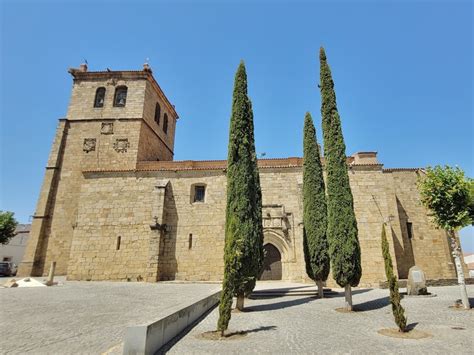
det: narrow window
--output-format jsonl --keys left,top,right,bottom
{"left": 194, "top": 185, "right": 205, "bottom": 202}
{"left": 188, "top": 234, "right": 193, "bottom": 249}
{"left": 163, "top": 113, "right": 168, "bottom": 134}
{"left": 406, "top": 222, "right": 413, "bottom": 240}
{"left": 116, "top": 236, "right": 121, "bottom": 250}
{"left": 94, "top": 87, "right": 106, "bottom": 108}
{"left": 154, "top": 103, "right": 161, "bottom": 125}
{"left": 113, "top": 86, "right": 127, "bottom": 107}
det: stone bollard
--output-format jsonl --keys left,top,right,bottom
{"left": 407, "top": 266, "right": 428, "bottom": 295}
{"left": 45, "top": 261, "right": 56, "bottom": 286}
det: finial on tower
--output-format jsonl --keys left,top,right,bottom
{"left": 143, "top": 58, "right": 152, "bottom": 73}
{"left": 79, "top": 58, "right": 88, "bottom": 72}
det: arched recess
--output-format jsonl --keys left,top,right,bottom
{"left": 262, "top": 229, "right": 292, "bottom": 281}
{"left": 263, "top": 229, "right": 290, "bottom": 262}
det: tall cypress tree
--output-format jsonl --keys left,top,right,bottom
{"left": 217, "top": 61, "right": 264, "bottom": 335}
{"left": 303, "top": 112, "right": 330, "bottom": 298}
{"left": 319, "top": 47, "right": 361, "bottom": 311}
{"left": 381, "top": 224, "right": 407, "bottom": 332}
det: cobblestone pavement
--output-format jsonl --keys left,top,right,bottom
{"left": 0, "top": 278, "right": 219, "bottom": 354}
{"left": 167, "top": 284, "right": 474, "bottom": 355}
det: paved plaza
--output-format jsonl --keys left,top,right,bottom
{"left": 0, "top": 278, "right": 219, "bottom": 354}
{"left": 166, "top": 284, "right": 474, "bottom": 355}
{"left": 0, "top": 280, "right": 473, "bottom": 354}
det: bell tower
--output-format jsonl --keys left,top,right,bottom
{"left": 18, "top": 63, "right": 179, "bottom": 277}
{"left": 65, "top": 62, "right": 179, "bottom": 169}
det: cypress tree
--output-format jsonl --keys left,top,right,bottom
{"left": 217, "top": 61, "right": 264, "bottom": 335}
{"left": 302, "top": 112, "right": 330, "bottom": 298}
{"left": 319, "top": 47, "right": 361, "bottom": 311}
{"left": 381, "top": 224, "right": 407, "bottom": 332}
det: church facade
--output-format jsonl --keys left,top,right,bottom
{"left": 19, "top": 64, "right": 461, "bottom": 287}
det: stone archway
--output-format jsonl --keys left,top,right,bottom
{"left": 259, "top": 229, "right": 292, "bottom": 281}
{"left": 259, "top": 243, "right": 282, "bottom": 280}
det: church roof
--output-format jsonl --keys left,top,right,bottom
{"left": 83, "top": 157, "right": 304, "bottom": 173}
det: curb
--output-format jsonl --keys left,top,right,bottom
{"left": 123, "top": 289, "right": 220, "bottom": 355}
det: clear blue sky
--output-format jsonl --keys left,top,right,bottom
{"left": 1, "top": 0, "right": 472, "bottom": 251}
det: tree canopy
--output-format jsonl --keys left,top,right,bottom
{"left": 381, "top": 224, "right": 407, "bottom": 332}
{"left": 302, "top": 112, "right": 329, "bottom": 283}
{"left": 0, "top": 211, "right": 18, "bottom": 245}
{"left": 418, "top": 165, "right": 471, "bottom": 231}
{"left": 217, "top": 61, "right": 264, "bottom": 333}
{"left": 320, "top": 47, "right": 361, "bottom": 288}
{"left": 418, "top": 165, "right": 471, "bottom": 309}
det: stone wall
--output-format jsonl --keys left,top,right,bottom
{"left": 66, "top": 167, "right": 308, "bottom": 282}
{"left": 20, "top": 118, "right": 144, "bottom": 276}
{"left": 137, "top": 122, "right": 174, "bottom": 162}
{"left": 24, "top": 148, "right": 462, "bottom": 285}
{"left": 68, "top": 172, "right": 155, "bottom": 281}
{"left": 18, "top": 120, "right": 68, "bottom": 276}
{"left": 159, "top": 171, "right": 227, "bottom": 281}
{"left": 348, "top": 166, "right": 396, "bottom": 287}
{"left": 389, "top": 170, "right": 457, "bottom": 280}
{"left": 63, "top": 163, "right": 462, "bottom": 287}
{"left": 142, "top": 80, "right": 177, "bottom": 154}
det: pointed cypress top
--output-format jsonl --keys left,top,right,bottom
{"left": 319, "top": 47, "right": 327, "bottom": 61}
{"left": 233, "top": 60, "right": 248, "bottom": 96}
{"left": 237, "top": 60, "right": 247, "bottom": 76}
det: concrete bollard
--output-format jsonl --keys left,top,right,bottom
{"left": 45, "top": 261, "right": 56, "bottom": 286}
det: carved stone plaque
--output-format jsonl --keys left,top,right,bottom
{"left": 412, "top": 270, "right": 423, "bottom": 283}
{"left": 114, "top": 138, "right": 129, "bottom": 153}
{"left": 83, "top": 138, "right": 96, "bottom": 153}
{"left": 101, "top": 122, "right": 114, "bottom": 135}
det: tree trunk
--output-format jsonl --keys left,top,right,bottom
{"left": 344, "top": 285, "right": 353, "bottom": 311}
{"left": 236, "top": 293, "right": 245, "bottom": 311}
{"left": 317, "top": 280, "right": 324, "bottom": 298}
{"left": 449, "top": 231, "right": 470, "bottom": 309}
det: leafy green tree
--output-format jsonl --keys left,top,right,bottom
{"left": 418, "top": 165, "right": 471, "bottom": 309}
{"left": 381, "top": 224, "right": 407, "bottom": 331}
{"left": 0, "top": 211, "right": 18, "bottom": 245}
{"left": 303, "top": 112, "right": 330, "bottom": 298}
{"left": 217, "top": 61, "right": 264, "bottom": 334}
{"left": 468, "top": 179, "right": 474, "bottom": 225}
{"left": 319, "top": 47, "right": 362, "bottom": 311}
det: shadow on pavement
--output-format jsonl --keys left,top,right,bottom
{"left": 406, "top": 322, "right": 419, "bottom": 331}
{"left": 325, "top": 288, "right": 373, "bottom": 298}
{"left": 244, "top": 295, "right": 317, "bottom": 312}
{"left": 226, "top": 325, "right": 277, "bottom": 336}
{"left": 353, "top": 296, "right": 390, "bottom": 312}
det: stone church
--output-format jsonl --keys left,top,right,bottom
{"left": 19, "top": 63, "right": 462, "bottom": 287}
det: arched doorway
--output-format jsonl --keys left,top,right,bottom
{"left": 259, "top": 243, "right": 282, "bottom": 280}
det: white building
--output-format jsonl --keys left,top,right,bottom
{"left": 463, "top": 253, "right": 474, "bottom": 278}
{"left": 1, "top": 224, "right": 30, "bottom": 267}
